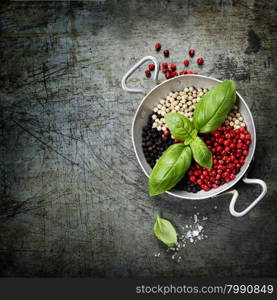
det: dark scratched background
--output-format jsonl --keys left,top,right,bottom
{"left": 0, "top": 0, "right": 277, "bottom": 277}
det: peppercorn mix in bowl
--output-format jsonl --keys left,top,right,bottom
{"left": 132, "top": 75, "right": 256, "bottom": 200}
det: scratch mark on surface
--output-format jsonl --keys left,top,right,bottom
{"left": 12, "top": 119, "right": 79, "bottom": 166}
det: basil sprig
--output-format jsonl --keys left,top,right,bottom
{"left": 153, "top": 214, "right": 177, "bottom": 246}
{"left": 148, "top": 143, "right": 192, "bottom": 196}
{"left": 193, "top": 80, "right": 236, "bottom": 133}
{"left": 147, "top": 80, "right": 237, "bottom": 196}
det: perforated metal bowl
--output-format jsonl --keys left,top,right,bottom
{"left": 122, "top": 56, "right": 267, "bottom": 217}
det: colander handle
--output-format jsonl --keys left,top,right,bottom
{"left": 121, "top": 56, "right": 159, "bottom": 94}
{"left": 222, "top": 176, "right": 267, "bottom": 217}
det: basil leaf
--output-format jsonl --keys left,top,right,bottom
{"left": 164, "top": 112, "right": 195, "bottom": 141}
{"left": 193, "top": 80, "right": 236, "bottom": 133}
{"left": 153, "top": 214, "right": 177, "bottom": 246}
{"left": 148, "top": 143, "right": 192, "bottom": 196}
{"left": 190, "top": 136, "right": 212, "bottom": 169}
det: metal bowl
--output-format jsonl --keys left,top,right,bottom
{"left": 122, "top": 56, "right": 267, "bottom": 216}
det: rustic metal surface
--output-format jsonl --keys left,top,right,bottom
{"left": 0, "top": 0, "right": 276, "bottom": 277}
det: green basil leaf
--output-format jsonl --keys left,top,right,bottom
{"left": 153, "top": 214, "right": 177, "bottom": 246}
{"left": 193, "top": 80, "right": 236, "bottom": 133}
{"left": 164, "top": 112, "right": 195, "bottom": 141}
{"left": 148, "top": 143, "right": 192, "bottom": 196}
{"left": 190, "top": 136, "right": 212, "bottom": 169}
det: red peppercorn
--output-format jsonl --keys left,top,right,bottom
{"left": 230, "top": 143, "right": 235, "bottom": 149}
{"left": 225, "top": 133, "right": 231, "bottom": 139}
{"left": 218, "top": 138, "right": 224, "bottom": 144}
{"left": 155, "top": 43, "right": 161, "bottom": 51}
{"left": 242, "top": 144, "right": 248, "bottom": 150}
{"left": 174, "top": 139, "right": 183, "bottom": 143}
{"left": 239, "top": 158, "right": 245, "bottom": 165}
{"left": 243, "top": 150, "right": 249, "bottom": 156}
{"left": 203, "top": 185, "right": 210, "bottom": 191}
{"left": 163, "top": 130, "right": 170, "bottom": 137}
{"left": 236, "top": 149, "right": 242, "bottom": 155}
{"left": 145, "top": 70, "right": 151, "bottom": 78}
{"left": 162, "top": 68, "right": 167, "bottom": 74}
{"left": 172, "top": 71, "right": 178, "bottom": 77}
{"left": 163, "top": 50, "right": 169, "bottom": 57}
{"left": 213, "top": 131, "right": 220, "bottom": 138}
{"left": 148, "top": 64, "right": 155, "bottom": 71}
{"left": 237, "top": 143, "right": 243, "bottom": 149}
{"left": 225, "top": 146, "right": 230, "bottom": 153}
{"left": 189, "top": 49, "right": 195, "bottom": 57}
{"left": 189, "top": 176, "right": 196, "bottom": 182}
{"left": 202, "top": 170, "right": 208, "bottom": 176}
{"left": 225, "top": 176, "right": 231, "bottom": 182}
{"left": 230, "top": 174, "right": 236, "bottom": 180}
{"left": 197, "top": 57, "right": 204, "bottom": 65}
{"left": 162, "top": 62, "right": 168, "bottom": 69}
{"left": 183, "top": 59, "right": 189, "bottom": 66}
{"left": 211, "top": 170, "right": 217, "bottom": 177}
{"left": 197, "top": 179, "right": 203, "bottom": 185}
{"left": 170, "top": 64, "right": 177, "bottom": 71}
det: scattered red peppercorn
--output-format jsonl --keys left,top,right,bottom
{"left": 172, "top": 71, "right": 178, "bottom": 77}
{"left": 162, "top": 62, "right": 168, "bottom": 69}
{"left": 197, "top": 57, "right": 204, "bottom": 65}
{"left": 163, "top": 49, "right": 169, "bottom": 57}
{"left": 155, "top": 43, "right": 161, "bottom": 51}
{"left": 189, "top": 49, "right": 195, "bottom": 57}
{"left": 145, "top": 70, "right": 151, "bottom": 78}
{"left": 170, "top": 64, "right": 176, "bottom": 71}
{"left": 183, "top": 59, "right": 189, "bottom": 66}
{"left": 148, "top": 64, "right": 155, "bottom": 71}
